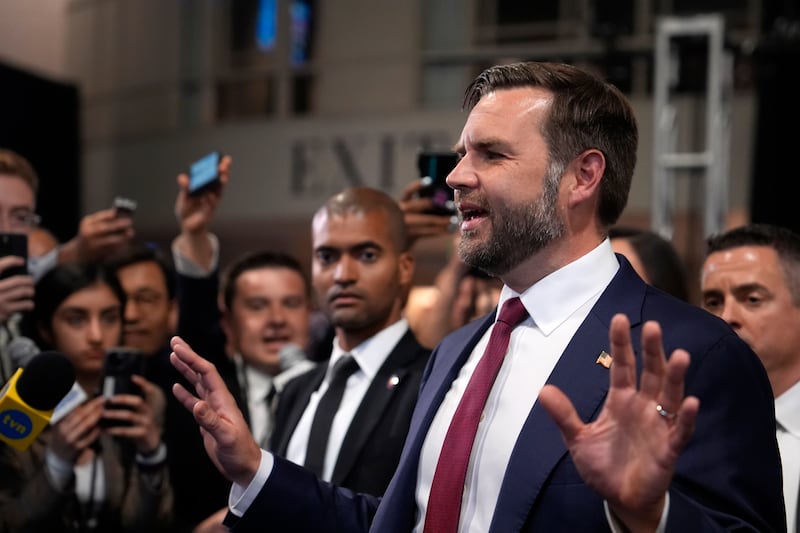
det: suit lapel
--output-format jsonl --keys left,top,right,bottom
{"left": 489, "top": 258, "right": 647, "bottom": 532}
{"left": 373, "top": 317, "right": 493, "bottom": 532}
{"left": 376, "top": 257, "right": 648, "bottom": 533}
{"left": 330, "top": 331, "right": 425, "bottom": 484}
{"left": 273, "top": 367, "right": 326, "bottom": 456}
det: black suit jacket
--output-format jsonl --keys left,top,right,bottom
{"left": 171, "top": 270, "right": 243, "bottom": 531}
{"left": 269, "top": 329, "right": 430, "bottom": 496}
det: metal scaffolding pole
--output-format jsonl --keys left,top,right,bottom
{"left": 651, "top": 14, "right": 732, "bottom": 239}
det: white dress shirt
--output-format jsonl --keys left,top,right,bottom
{"left": 229, "top": 319, "right": 410, "bottom": 515}
{"left": 776, "top": 380, "right": 800, "bottom": 533}
{"left": 285, "top": 318, "right": 409, "bottom": 481}
{"left": 414, "top": 239, "right": 619, "bottom": 532}
{"left": 235, "top": 358, "right": 276, "bottom": 447}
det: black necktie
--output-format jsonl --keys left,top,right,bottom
{"left": 304, "top": 355, "right": 360, "bottom": 477}
{"left": 259, "top": 383, "right": 277, "bottom": 448}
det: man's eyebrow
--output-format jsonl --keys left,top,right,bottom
{"left": 314, "top": 241, "right": 383, "bottom": 253}
{"left": 700, "top": 288, "right": 723, "bottom": 299}
{"left": 731, "top": 283, "right": 769, "bottom": 296}
{"left": 456, "top": 137, "right": 512, "bottom": 153}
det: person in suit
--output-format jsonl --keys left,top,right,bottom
{"left": 701, "top": 223, "right": 800, "bottom": 532}
{"left": 169, "top": 61, "right": 784, "bottom": 532}
{"left": 269, "top": 187, "right": 431, "bottom": 496}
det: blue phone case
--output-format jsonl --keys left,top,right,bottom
{"left": 188, "top": 151, "right": 221, "bottom": 195}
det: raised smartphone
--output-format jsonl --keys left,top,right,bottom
{"left": 112, "top": 196, "right": 137, "bottom": 218}
{"left": 0, "top": 232, "right": 28, "bottom": 279}
{"left": 188, "top": 151, "right": 222, "bottom": 196}
{"left": 100, "top": 347, "right": 145, "bottom": 427}
{"left": 416, "top": 152, "right": 458, "bottom": 215}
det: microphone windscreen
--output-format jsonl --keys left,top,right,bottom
{"left": 8, "top": 336, "right": 40, "bottom": 369}
{"left": 279, "top": 343, "right": 307, "bottom": 370}
{"left": 15, "top": 351, "right": 76, "bottom": 411}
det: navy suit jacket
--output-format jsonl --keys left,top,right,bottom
{"left": 229, "top": 257, "right": 785, "bottom": 532}
{"left": 269, "top": 329, "right": 430, "bottom": 496}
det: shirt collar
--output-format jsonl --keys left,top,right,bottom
{"left": 242, "top": 362, "right": 275, "bottom": 402}
{"left": 775, "top": 379, "right": 800, "bottom": 436}
{"left": 496, "top": 239, "right": 619, "bottom": 336}
{"left": 329, "top": 318, "right": 409, "bottom": 380}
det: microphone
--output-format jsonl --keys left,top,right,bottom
{"left": 273, "top": 344, "right": 317, "bottom": 392}
{"left": 7, "top": 337, "right": 88, "bottom": 425}
{"left": 0, "top": 351, "right": 75, "bottom": 451}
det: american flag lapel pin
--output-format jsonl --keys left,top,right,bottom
{"left": 596, "top": 351, "right": 613, "bottom": 369}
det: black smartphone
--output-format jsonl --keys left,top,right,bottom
{"left": 416, "top": 152, "right": 458, "bottom": 215}
{"left": 0, "top": 233, "right": 28, "bottom": 279}
{"left": 188, "top": 151, "right": 222, "bottom": 196}
{"left": 112, "top": 196, "right": 137, "bottom": 218}
{"left": 100, "top": 347, "right": 145, "bottom": 427}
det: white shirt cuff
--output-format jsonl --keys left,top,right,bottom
{"left": 135, "top": 442, "right": 167, "bottom": 465}
{"left": 604, "top": 493, "right": 669, "bottom": 533}
{"left": 228, "top": 448, "right": 274, "bottom": 518}
{"left": 44, "top": 448, "right": 73, "bottom": 491}
{"left": 171, "top": 233, "right": 220, "bottom": 277}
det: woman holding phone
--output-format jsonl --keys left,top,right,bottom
{"left": 0, "top": 261, "right": 173, "bottom": 533}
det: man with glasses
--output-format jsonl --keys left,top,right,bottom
{"left": 0, "top": 148, "right": 136, "bottom": 378}
{"left": 0, "top": 149, "right": 39, "bottom": 381}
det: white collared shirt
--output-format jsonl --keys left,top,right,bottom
{"left": 414, "top": 240, "right": 619, "bottom": 532}
{"left": 285, "top": 318, "right": 409, "bottom": 481}
{"left": 236, "top": 360, "right": 276, "bottom": 447}
{"left": 776, "top": 380, "right": 800, "bottom": 533}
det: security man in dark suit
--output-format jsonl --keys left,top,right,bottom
{"left": 269, "top": 187, "right": 430, "bottom": 496}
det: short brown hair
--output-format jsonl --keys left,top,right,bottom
{"left": 0, "top": 149, "right": 39, "bottom": 194}
{"left": 463, "top": 61, "right": 638, "bottom": 228}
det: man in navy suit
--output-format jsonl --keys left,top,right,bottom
{"left": 170, "top": 61, "right": 785, "bottom": 532}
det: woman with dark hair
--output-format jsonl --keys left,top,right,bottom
{"left": 609, "top": 226, "right": 690, "bottom": 302}
{"left": 0, "top": 261, "right": 173, "bottom": 533}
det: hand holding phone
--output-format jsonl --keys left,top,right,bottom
{"left": 188, "top": 151, "right": 223, "bottom": 196}
{"left": 101, "top": 347, "right": 145, "bottom": 427}
{"left": 416, "top": 152, "right": 458, "bottom": 215}
{"left": 112, "top": 196, "right": 137, "bottom": 218}
{"left": 0, "top": 233, "right": 28, "bottom": 279}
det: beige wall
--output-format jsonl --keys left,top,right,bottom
{"left": 0, "top": 0, "right": 72, "bottom": 80}
{"left": 0, "top": 0, "right": 758, "bottom": 291}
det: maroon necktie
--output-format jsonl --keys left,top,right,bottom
{"left": 424, "top": 296, "right": 528, "bottom": 533}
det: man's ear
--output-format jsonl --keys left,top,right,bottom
{"left": 567, "top": 149, "right": 605, "bottom": 208}
{"left": 398, "top": 252, "right": 415, "bottom": 287}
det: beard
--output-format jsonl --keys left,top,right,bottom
{"left": 458, "top": 163, "right": 566, "bottom": 277}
